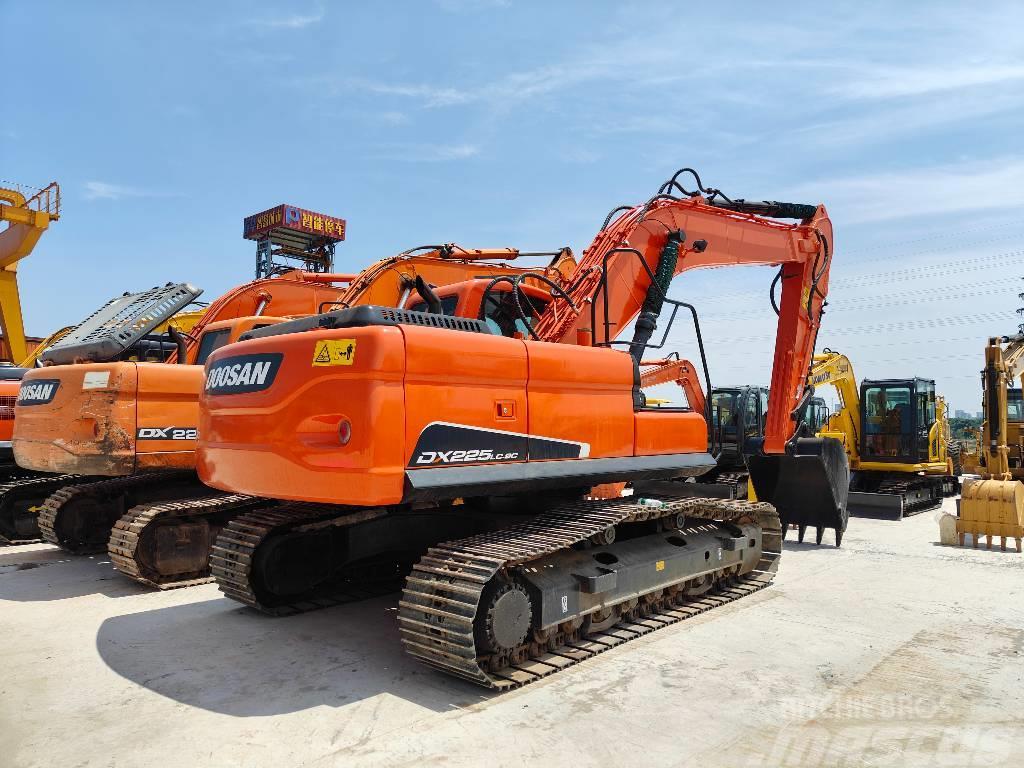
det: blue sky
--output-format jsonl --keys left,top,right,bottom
{"left": 4, "top": 0, "right": 1024, "bottom": 411}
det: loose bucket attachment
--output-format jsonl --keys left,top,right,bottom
{"left": 747, "top": 437, "right": 850, "bottom": 547}
{"left": 958, "top": 478, "right": 1024, "bottom": 552}
{"left": 847, "top": 491, "right": 908, "bottom": 519}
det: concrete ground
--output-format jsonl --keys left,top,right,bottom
{"left": 1, "top": 498, "right": 1022, "bottom": 768}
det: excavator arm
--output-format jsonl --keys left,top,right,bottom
{"left": 535, "top": 193, "right": 831, "bottom": 456}
{"left": 533, "top": 176, "right": 849, "bottom": 543}
{"left": 807, "top": 350, "right": 862, "bottom": 462}
{"left": 980, "top": 334, "right": 1024, "bottom": 479}
{"left": 639, "top": 357, "right": 706, "bottom": 415}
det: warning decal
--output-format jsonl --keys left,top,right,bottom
{"left": 312, "top": 339, "right": 357, "bottom": 366}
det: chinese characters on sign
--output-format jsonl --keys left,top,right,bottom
{"left": 243, "top": 205, "right": 347, "bottom": 241}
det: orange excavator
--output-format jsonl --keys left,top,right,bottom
{"left": 197, "top": 168, "right": 849, "bottom": 688}
{"left": 10, "top": 246, "right": 577, "bottom": 589}
{"left": 0, "top": 274, "right": 346, "bottom": 545}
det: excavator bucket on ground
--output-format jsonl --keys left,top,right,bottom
{"left": 958, "top": 479, "right": 1024, "bottom": 552}
{"left": 747, "top": 436, "right": 850, "bottom": 546}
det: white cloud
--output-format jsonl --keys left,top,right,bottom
{"left": 340, "top": 44, "right": 674, "bottom": 110}
{"left": 784, "top": 158, "right": 1024, "bottom": 224}
{"left": 434, "top": 0, "right": 509, "bottom": 10}
{"left": 83, "top": 181, "right": 165, "bottom": 201}
{"left": 350, "top": 80, "right": 472, "bottom": 108}
{"left": 373, "top": 143, "right": 480, "bottom": 162}
{"left": 834, "top": 62, "right": 1024, "bottom": 100}
{"left": 379, "top": 111, "right": 409, "bottom": 125}
{"left": 247, "top": 6, "right": 324, "bottom": 29}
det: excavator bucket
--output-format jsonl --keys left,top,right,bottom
{"left": 747, "top": 437, "right": 850, "bottom": 546}
{"left": 958, "top": 478, "right": 1024, "bottom": 552}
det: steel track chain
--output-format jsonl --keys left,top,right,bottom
{"left": 37, "top": 470, "right": 198, "bottom": 553}
{"left": 876, "top": 475, "right": 943, "bottom": 517}
{"left": 398, "top": 495, "right": 781, "bottom": 689}
{"left": 209, "top": 504, "right": 393, "bottom": 616}
{"left": 0, "top": 473, "right": 91, "bottom": 543}
{"left": 108, "top": 493, "right": 269, "bottom": 589}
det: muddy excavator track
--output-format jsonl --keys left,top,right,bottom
{"left": 108, "top": 494, "right": 272, "bottom": 589}
{"left": 37, "top": 471, "right": 208, "bottom": 554}
{"left": 0, "top": 473, "right": 93, "bottom": 543}
{"left": 399, "top": 494, "right": 780, "bottom": 689}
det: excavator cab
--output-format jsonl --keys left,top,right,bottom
{"left": 404, "top": 279, "right": 551, "bottom": 338}
{"left": 805, "top": 396, "right": 830, "bottom": 433}
{"left": 709, "top": 386, "right": 767, "bottom": 464}
{"left": 672, "top": 385, "right": 769, "bottom": 499}
{"left": 1003, "top": 387, "right": 1024, "bottom": 471}
{"left": 860, "top": 378, "right": 935, "bottom": 464}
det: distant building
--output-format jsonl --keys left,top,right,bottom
{"left": 0, "top": 334, "right": 47, "bottom": 364}
{"left": 977, "top": 412, "right": 984, "bottom": 420}
{"left": 955, "top": 409, "right": 970, "bottom": 419}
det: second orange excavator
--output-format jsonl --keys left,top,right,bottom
{"left": 196, "top": 169, "right": 849, "bottom": 688}
{"left": 11, "top": 242, "right": 577, "bottom": 587}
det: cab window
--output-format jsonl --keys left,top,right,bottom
{"left": 710, "top": 391, "right": 737, "bottom": 428}
{"left": 863, "top": 385, "right": 912, "bottom": 457}
{"left": 481, "top": 293, "right": 549, "bottom": 337}
{"left": 408, "top": 297, "right": 459, "bottom": 316}
{"left": 1009, "top": 389, "right": 1024, "bottom": 422}
{"left": 195, "top": 328, "right": 231, "bottom": 366}
{"left": 743, "top": 391, "right": 759, "bottom": 439}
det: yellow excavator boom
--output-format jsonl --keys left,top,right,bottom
{"left": 0, "top": 182, "right": 60, "bottom": 363}
{"left": 809, "top": 350, "right": 862, "bottom": 462}
{"left": 958, "top": 335, "right": 1024, "bottom": 552}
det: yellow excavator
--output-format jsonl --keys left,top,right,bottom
{"left": 807, "top": 349, "right": 959, "bottom": 522}
{"left": 959, "top": 334, "right": 1024, "bottom": 552}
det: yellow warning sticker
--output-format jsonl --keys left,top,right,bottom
{"left": 312, "top": 339, "right": 357, "bottom": 366}
{"left": 655, "top": 560, "right": 665, "bottom": 572}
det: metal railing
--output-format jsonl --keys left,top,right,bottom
{"left": 0, "top": 180, "right": 61, "bottom": 219}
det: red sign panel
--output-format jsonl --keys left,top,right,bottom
{"left": 243, "top": 204, "right": 346, "bottom": 241}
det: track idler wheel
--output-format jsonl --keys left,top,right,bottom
{"left": 475, "top": 577, "right": 534, "bottom": 669}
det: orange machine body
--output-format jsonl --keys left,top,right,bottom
{"left": 199, "top": 324, "right": 710, "bottom": 505}
{"left": 12, "top": 252, "right": 576, "bottom": 478}
{"left": 197, "top": 192, "right": 834, "bottom": 508}
{"left": 13, "top": 316, "right": 285, "bottom": 476}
